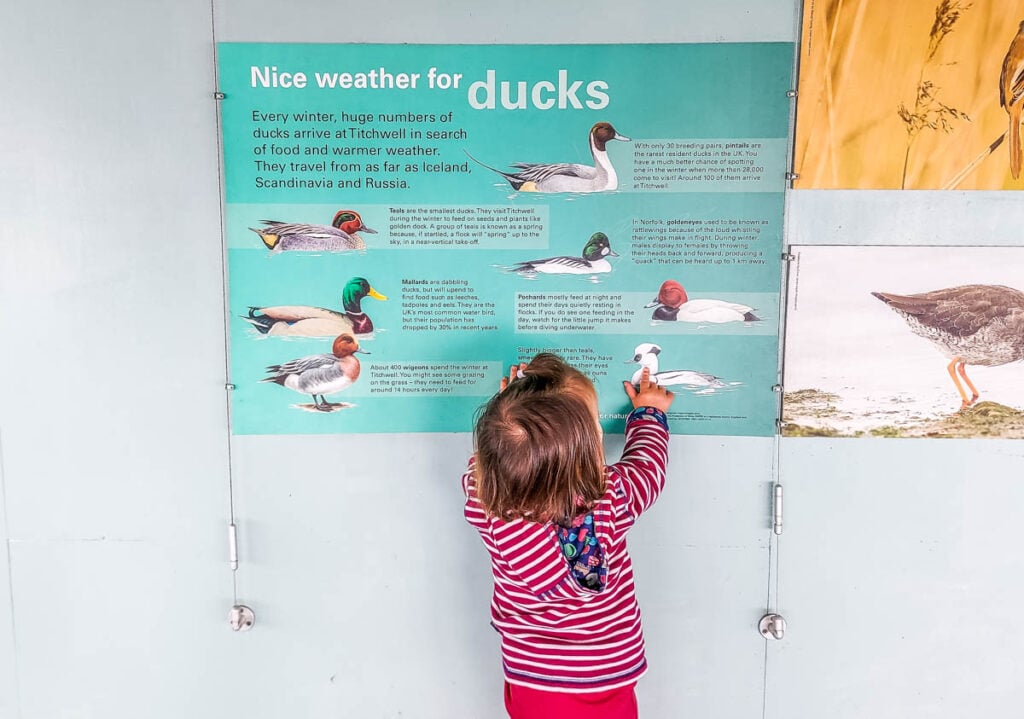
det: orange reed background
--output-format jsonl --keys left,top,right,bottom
{"left": 795, "top": 0, "right": 1024, "bottom": 189}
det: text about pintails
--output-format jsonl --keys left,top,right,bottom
{"left": 630, "top": 140, "right": 783, "bottom": 192}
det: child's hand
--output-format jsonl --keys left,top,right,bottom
{"left": 499, "top": 363, "right": 528, "bottom": 392}
{"left": 623, "top": 367, "right": 674, "bottom": 412}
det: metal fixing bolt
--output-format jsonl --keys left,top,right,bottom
{"left": 229, "top": 605, "right": 255, "bottom": 632}
{"left": 759, "top": 613, "right": 786, "bottom": 640}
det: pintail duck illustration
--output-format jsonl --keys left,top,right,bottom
{"left": 261, "top": 333, "right": 367, "bottom": 411}
{"left": 243, "top": 278, "right": 388, "bottom": 337}
{"left": 626, "top": 343, "right": 726, "bottom": 389}
{"left": 645, "top": 280, "right": 761, "bottom": 323}
{"left": 250, "top": 210, "right": 376, "bottom": 252}
{"left": 872, "top": 284, "right": 1024, "bottom": 409}
{"left": 510, "top": 233, "right": 618, "bottom": 276}
{"left": 466, "top": 122, "right": 630, "bottom": 193}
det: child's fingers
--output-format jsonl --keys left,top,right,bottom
{"left": 622, "top": 380, "right": 638, "bottom": 401}
{"left": 500, "top": 362, "right": 531, "bottom": 392}
{"left": 639, "top": 366, "right": 652, "bottom": 391}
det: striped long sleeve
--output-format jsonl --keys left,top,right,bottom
{"left": 463, "top": 408, "right": 670, "bottom": 692}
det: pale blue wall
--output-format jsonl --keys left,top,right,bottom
{"left": 5, "top": 1, "right": 1021, "bottom": 718}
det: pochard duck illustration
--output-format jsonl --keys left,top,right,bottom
{"left": 627, "top": 342, "right": 727, "bottom": 390}
{"left": 510, "top": 232, "right": 618, "bottom": 276}
{"left": 646, "top": 280, "right": 761, "bottom": 323}
{"left": 261, "top": 333, "right": 367, "bottom": 411}
{"left": 250, "top": 210, "right": 376, "bottom": 252}
{"left": 466, "top": 122, "right": 630, "bottom": 193}
{"left": 243, "top": 277, "right": 388, "bottom": 338}
{"left": 872, "top": 284, "right": 1024, "bottom": 409}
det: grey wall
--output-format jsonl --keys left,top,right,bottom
{"left": 3, "top": 1, "right": 1021, "bottom": 718}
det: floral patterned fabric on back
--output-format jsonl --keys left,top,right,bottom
{"left": 556, "top": 512, "right": 607, "bottom": 591}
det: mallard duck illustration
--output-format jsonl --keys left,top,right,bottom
{"left": 260, "top": 333, "right": 367, "bottom": 411}
{"left": 466, "top": 122, "right": 630, "bottom": 193}
{"left": 626, "top": 343, "right": 726, "bottom": 389}
{"left": 243, "top": 278, "right": 387, "bottom": 337}
{"left": 645, "top": 280, "right": 761, "bottom": 323}
{"left": 510, "top": 233, "right": 618, "bottom": 276}
{"left": 250, "top": 210, "right": 376, "bottom": 252}
{"left": 872, "top": 284, "right": 1024, "bottom": 409}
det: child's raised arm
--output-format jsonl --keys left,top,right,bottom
{"left": 612, "top": 367, "right": 673, "bottom": 519}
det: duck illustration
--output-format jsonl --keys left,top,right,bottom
{"left": 645, "top": 280, "right": 761, "bottom": 323}
{"left": 243, "top": 278, "right": 387, "bottom": 337}
{"left": 260, "top": 333, "right": 367, "bottom": 411}
{"left": 510, "top": 233, "right": 618, "bottom": 276}
{"left": 466, "top": 122, "right": 630, "bottom": 193}
{"left": 626, "top": 343, "right": 726, "bottom": 389}
{"left": 250, "top": 210, "right": 376, "bottom": 252}
{"left": 872, "top": 285, "right": 1024, "bottom": 409}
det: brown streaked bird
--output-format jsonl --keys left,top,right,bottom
{"left": 1000, "top": 21, "right": 1024, "bottom": 180}
{"left": 872, "top": 285, "right": 1024, "bottom": 409}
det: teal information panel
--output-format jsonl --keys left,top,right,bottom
{"left": 218, "top": 43, "right": 792, "bottom": 435}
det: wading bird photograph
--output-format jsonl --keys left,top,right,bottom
{"left": 783, "top": 245, "right": 1024, "bottom": 438}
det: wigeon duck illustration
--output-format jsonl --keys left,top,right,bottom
{"left": 466, "top": 122, "right": 630, "bottom": 193}
{"left": 872, "top": 284, "right": 1024, "bottom": 409}
{"left": 260, "top": 333, "right": 367, "bottom": 411}
{"left": 645, "top": 280, "right": 761, "bottom": 323}
{"left": 250, "top": 210, "right": 376, "bottom": 252}
{"left": 243, "top": 277, "right": 387, "bottom": 337}
{"left": 510, "top": 233, "right": 618, "bottom": 276}
{"left": 627, "top": 342, "right": 726, "bottom": 389}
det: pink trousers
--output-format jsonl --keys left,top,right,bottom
{"left": 504, "top": 681, "right": 638, "bottom": 719}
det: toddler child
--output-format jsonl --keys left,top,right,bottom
{"left": 462, "top": 353, "right": 674, "bottom": 718}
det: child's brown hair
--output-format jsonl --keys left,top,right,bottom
{"left": 473, "top": 354, "right": 605, "bottom": 523}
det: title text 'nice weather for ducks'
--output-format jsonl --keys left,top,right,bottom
{"left": 249, "top": 66, "right": 609, "bottom": 111}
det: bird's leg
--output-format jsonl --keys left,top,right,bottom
{"left": 946, "top": 359, "right": 972, "bottom": 410}
{"left": 317, "top": 394, "right": 339, "bottom": 411}
{"left": 956, "top": 362, "right": 980, "bottom": 406}
{"left": 312, "top": 394, "right": 330, "bottom": 411}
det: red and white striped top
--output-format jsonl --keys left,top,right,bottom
{"left": 463, "top": 409, "right": 670, "bottom": 693}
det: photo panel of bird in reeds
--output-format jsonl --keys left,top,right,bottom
{"left": 782, "top": 245, "right": 1024, "bottom": 438}
{"left": 795, "top": 0, "right": 1024, "bottom": 189}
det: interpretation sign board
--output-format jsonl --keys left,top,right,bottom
{"left": 218, "top": 43, "right": 792, "bottom": 435}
